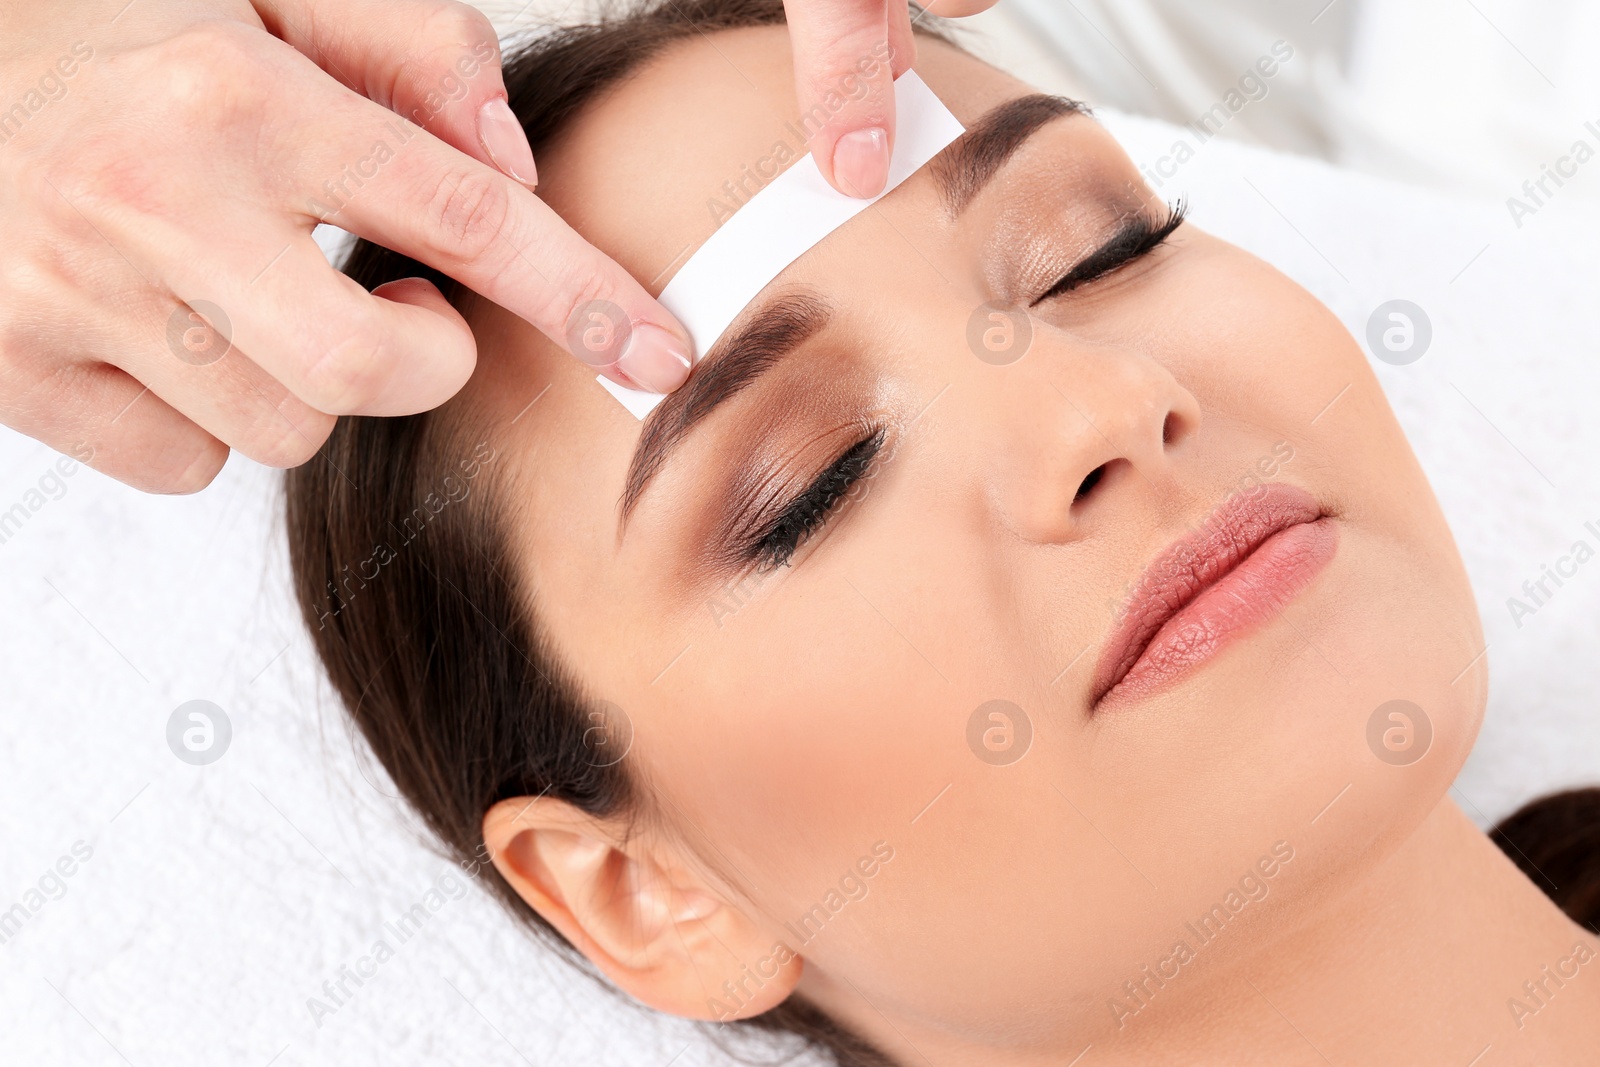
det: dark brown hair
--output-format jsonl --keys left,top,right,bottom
{"left": 286, "top": 2, "right": 934, "bottom": 1064}
{"left": 284, "top": 1, "right": 1599, "bottom": 1061}
{"left": 1492, "top": 788, "right": 1600, "bottom": 934}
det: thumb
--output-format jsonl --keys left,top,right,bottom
{"left": 256, "top": 0, "right": 537, "bottom": 186}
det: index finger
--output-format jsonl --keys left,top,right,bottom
{"left": 307, "top": 100, "right": 696, "bottom": 394}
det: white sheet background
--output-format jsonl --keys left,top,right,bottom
{"left": 2, "top": 108, "right": 1598, "bottom": 1066}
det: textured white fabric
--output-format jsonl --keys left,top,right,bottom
{"left": 1, "top": 109, "right": 1596, "bottom": 1066}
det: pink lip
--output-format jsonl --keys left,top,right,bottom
{"left": 1091, "top": 482, "right": 1338, "bottom": 708}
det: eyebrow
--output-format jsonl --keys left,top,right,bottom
{"left": 622, "top": 292, "right": 831, "bottom": 521}
{"left": 618, "top": 93, "right": 1087, "bottom": 524}
{"left": 931, "top": 93, "right": 1090, "bottom": 214}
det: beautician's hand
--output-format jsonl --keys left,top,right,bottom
{"left": 784, "top": 0, "right": 1000, "bottom": 197}
{"left": 0, "top": 0, "right": 694, "bottom": 493}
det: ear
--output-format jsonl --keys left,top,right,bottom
{"left": 482, "top": 796, "right": 803, "bottom": 1021}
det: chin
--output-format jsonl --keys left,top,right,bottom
{"left": 1235, "top": 538, "right": 1486, "bottom": 898}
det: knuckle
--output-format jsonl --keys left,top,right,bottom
{"left": 390, "top": 3, "right": 500, "bottom": 126}
{"left": 812, "top": 21, "right": 891, "bottom": 70}
{"left": 0, "top": 328, "right": 49, "bottom": 412}
{"left": 0, "top": 322, "right": 36, "bottom": 380}
{"left": 424, "top": 168, "right": 512, "bottom": 262}
{"left": 144, "top": 22, "right": 272, "bottom": 127}
{"left": 418, "top": 2, "right": 499, "bottom": 52}
{"left": 0, "top": 261, "right": 50, "bottom": 342}
{"left": 253, "top": 405, "right": 334, "bottom": 469}
{"left": 801, "top": 26, "right": 894, "bottom": 101}
{"left": 298, "top": 314, "right": 389, "bottom": 414}
{"left": 524, "top": 263, "right": 614, "bottom": 347}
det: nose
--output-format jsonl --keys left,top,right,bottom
{"left": 975, "top": 328, "right": 1201, "bottom": 543}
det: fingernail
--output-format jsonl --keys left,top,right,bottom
{"left": 832, "top": 126, "right": 890, "bottom": 198}
{"left": 617, "top": 323, "right": 693, "bottom": 393}
{"left": 478, "top": 97, "right": 538, "bottom": 187}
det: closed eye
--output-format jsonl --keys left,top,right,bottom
{"left": 747, "top": 429, "right": 885, "bottom": 570}
{"left": 1030, "top": 199, "right": 1186, "bottom": 306}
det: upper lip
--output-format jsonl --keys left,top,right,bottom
{"left": 1090, "top": 482, "right": 1325, "bottom": 705}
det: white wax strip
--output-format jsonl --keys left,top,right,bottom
{"left": 597, "top": 70, "right": 966, "bottom": 419}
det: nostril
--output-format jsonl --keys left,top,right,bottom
{"left": 1075, "top": 464, "right": 1106, "bottom": 502}
{"left": 1162, "top": 412, "right": 1176, "bottom": 445}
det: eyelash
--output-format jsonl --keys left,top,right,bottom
{"left": 740, "top": 200, "right": 1186, "bottom": 571}
{"left": 749, "top": 429, "right": 886, "bottom": 570}
{"left": 1031, "top": 198, "right": 1187, "bottom": 306}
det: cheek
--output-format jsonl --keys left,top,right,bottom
{"left": 1156, "top": 239, "right": 1369, "bottom": 431}
{"left": 637, "top": 521, "right": 991, "bottom": 888}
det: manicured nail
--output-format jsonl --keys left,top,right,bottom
{"left": 477, "top": 97, "right": 538, "bottom": 187}
{"left": 832, "top": 126, "right": 890, "bottom": 198}
{"left": 617, "top": 323, "right": 693, "bottom": 393}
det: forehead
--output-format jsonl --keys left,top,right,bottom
{"left": 536, "top": 26, "right": 1030, "bottom": 299}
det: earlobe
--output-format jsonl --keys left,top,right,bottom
{"left": 481, "top": 796, "right": 803, "bottom": 1021}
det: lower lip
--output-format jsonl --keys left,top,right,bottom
{"left": 1100, "top": 518, "right": 1339, "bottom": 706}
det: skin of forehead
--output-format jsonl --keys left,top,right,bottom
{"left": 537, "top": 27, "right": 1031, "bottom": 320}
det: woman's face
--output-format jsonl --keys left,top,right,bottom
{"left": 466, "top": 26, "right": 1485, "bottom": 1044}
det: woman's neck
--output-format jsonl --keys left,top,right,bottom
{"left": 840, "top": 797, "right": 1600, "bottom": 1066}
